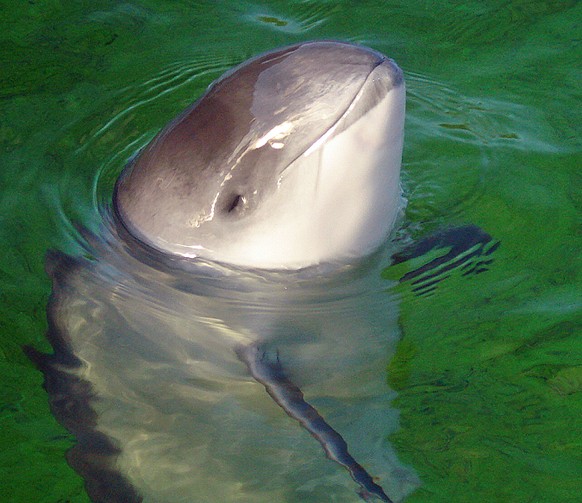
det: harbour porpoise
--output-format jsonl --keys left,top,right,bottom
{"left": 27, "top": 40, "right": 498, "bottom": 502}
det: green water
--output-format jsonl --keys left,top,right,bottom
{"left": 1, "top": 1, "right": 580, "bottom": 502}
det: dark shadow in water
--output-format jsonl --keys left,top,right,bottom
{"left": 393, "top": 224, "right": 500, "bottom": 296}
{"left": 24, "top": 250, "right": 142, "bottom": 503}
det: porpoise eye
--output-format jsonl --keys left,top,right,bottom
{"left": 224, "top": 194, "right": 244, "bottom": 214}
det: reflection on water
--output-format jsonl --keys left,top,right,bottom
{"left": 33, "top": 210, "right": 418, "bottom": 502}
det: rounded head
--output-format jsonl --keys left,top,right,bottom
{"left": 114, "top": 41, "right": 405, "bottom": 269}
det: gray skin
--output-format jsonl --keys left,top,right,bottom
{"left": 113, "top": 41, "right": 404, "bottom": 267}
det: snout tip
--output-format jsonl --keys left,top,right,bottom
{"left": 299, "top": 40, "right": 404, "bottom": 89}
{"left": 377, "top": 57, "right": 404, "bottom": 89}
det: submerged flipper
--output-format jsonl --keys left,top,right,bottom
{"left": 389, "top": 224, "right": 500, "bottom": 296}
{"left": 236, "top": 344, "right": 393, "bottom": 503}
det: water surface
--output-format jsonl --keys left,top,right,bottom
{"left": 1, "top": 1, "right": 580, "bottom": 502}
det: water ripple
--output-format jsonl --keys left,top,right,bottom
{"left": 82, "top": 56, "right": 235, "bottom": 155}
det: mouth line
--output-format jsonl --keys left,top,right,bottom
{"left": 278, "top": 57, "right": 392, "bottom": 181}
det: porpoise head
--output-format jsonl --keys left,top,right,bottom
{"left": 113, "top": 41, "right": 405, "bottom": 269}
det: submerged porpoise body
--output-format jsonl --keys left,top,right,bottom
{"left": 31, "top": 41, "right": 417, "bottom": 502}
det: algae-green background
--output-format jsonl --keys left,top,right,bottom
{"left": 1, "top": 1, "right": 580, "bottom": 501}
